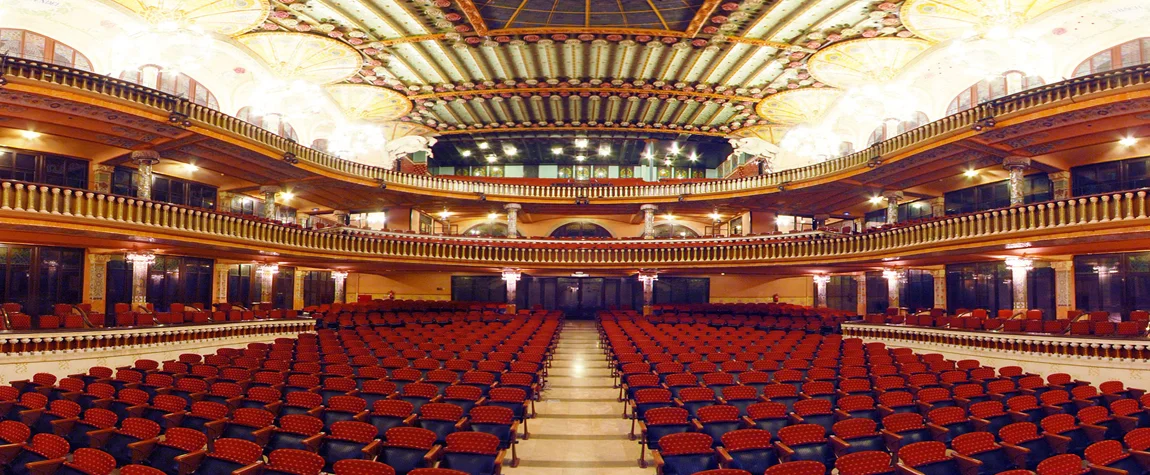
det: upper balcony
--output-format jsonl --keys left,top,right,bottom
{"left": 4, "top": 56, "right": 1150, "bottom": 209}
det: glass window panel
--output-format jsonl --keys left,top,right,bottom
{"left": 1121, "top": 40, "right": 1142, "bottom": 68}
{"left": 22, "top": 32, "right": 46, "bottom": 62}
{"left": 1093, "top": 51, "right": 1113, "bottom": 72}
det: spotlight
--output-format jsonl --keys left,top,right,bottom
{"left": 183, "top": 163, "right": 199, "bottom": 172}
{"left": 19, "top": 130, "right": 41, "bottom": 139}
{"left": 461, "top": 150, "right": 472, "bottom": 157}
{"left": 868, "top": 196, "right": 883, "bottom": 204}
{"left": 1121, "top": 136, "right": 1138, "bottom": 147}
{"left": 477, "top": 142, "right": 489, "bottom": 150}
{"left": 963, "top": 169, "right": 979, "bottom": 177}
{"left": 552, "top": 147, "right": 563, "bottom": 155}
{"left": 598, "top": 146, "right": 610, "bottom": 156}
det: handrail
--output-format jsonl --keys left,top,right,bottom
{"left": 3, "top": 56, "right": 1150, "bottom": 202}
{"left": 0, "top": 179, "right": 1148, "bottom": 268}
{"left": 70, "top": 304, "right": 94, "bottom": 329}
{"left": 320, "top": 225, "right": 828, "bottom": 245}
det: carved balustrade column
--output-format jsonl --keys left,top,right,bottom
{"left": 641, "top": 204, "right": 658, "bottom": 239}
{"left": 130, "top": 151, "right": 160, "bottom": 200}
{"left": 638, "top": 270, "right": 658, "bottom": 315}
{"left": 813, "top": 275, "right": 830, "bottom": 308}
{"left": 125, "top": 252, "right": 155, "bottom": 308}
{"left": 1049, "top": 171, "right": 1072, "bottom": 200}
{"left": 332, "top": 271, "right": 349, "bottom": 304}
{"left": 1004, "top": 156, "right": 1032, "bottom": 206}
{"left": 883, "top": 191, "right": 903, "bottom": 225}
{"left": 502, "top": 269, "right": 521, "bottom": 313}
{"left": 259, "top": 186, "right": 280, "bottom": 220}
{"left": 504, "top": 204, "right": 521, "bottom": 237}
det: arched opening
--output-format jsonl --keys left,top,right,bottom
{"left": 867, "top": 112, "right": 929, "bottom": 146}
{"left": 550, "top": 222, "right": 613, "bottom": 239}
{"left": 1073, "top": 38, "right": 1150, "bottom": 77}
{"left": 946, "top": 71, "right": 1044, "bottom": 115}
{"left": 462, "top": 222, "right": 521, "bottom": 238}
{"left": 237, "top": 107, "right": 299, "bottom": 141}
{"left": 0, "top": 28, "right": 93, "bottom": 71}
{"left": 119, "top": 66, "right": 219, "bottom": 110}
{"left": 651, "top": 223, "right": 699, "bottom": 238}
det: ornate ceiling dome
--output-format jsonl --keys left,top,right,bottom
{"left": 807, "top": 37, "right": 933, "bottom": 89}
{"left": 236, "top": 32, "right": 361, "bottom": 84}
{"left": 755, "top": 89, "right": 843, "bottom": 126}
{"left": 900, "top": 0, "right": 1076, "bottom": 42}
{"left": 326, "top": 84, "right": 413, "bottom": 122}
{"left": 109, "top": 0, "right": 270, "bottom": 36}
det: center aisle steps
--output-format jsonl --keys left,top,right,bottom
{"left": 506, "top": 320, "right": 654, "bottom": 474}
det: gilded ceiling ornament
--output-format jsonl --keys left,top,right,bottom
{"left": 236, "top": 32, "right": 362, "bottom": 84}
{"left": 807, "top": 37, "right": 932, "bottom": 90}
{"left": 108, "top": 0, "right": 270, "bottom": 36}
{"left": 755, "top": 88, "right": 843, "bottom": 126}
{"left": 900, "top": 0, "right": 1076, "bottom": 42}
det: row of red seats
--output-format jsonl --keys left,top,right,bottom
{"left": 867, "top": 308, "right": 1150, "bottom": 336}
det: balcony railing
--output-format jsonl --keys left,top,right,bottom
{"left": 4, "top": 56, "right": 1150, "bottom": 203}
{"left": 1, "top": 180, "right": 1147, "bottom": 268}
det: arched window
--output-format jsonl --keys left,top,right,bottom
{"left": 651, "top": 224, "right": 699, "bottom": 238}
{"left": 867, "top": 113, "right": 929, "bottom": 146}
{"left": 947, "top": 72, "right": 1044, "bottom": 115}
{"left": 311, "top": 139, "right": 329, "bottom": 152}
{"left": 1074, "top": 38, "right": 1150, "bottom": 77}
{"left": 120, "top": 66, "right": 219, "bottom": 110}
{"left": 237, "top": 107, "right": 298, "bottom": 141}
{"left": 550, "top": 222, "right": 613, "bottom": 239}
{"left": 0, "top": 28, "right": 92, "bottom": 71}
{"left": 463, "top": 222, "right": 520, "bottom": 238}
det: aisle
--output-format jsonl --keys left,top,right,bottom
{"left": 505, "top": 320, "right": 654, "bottom": 474}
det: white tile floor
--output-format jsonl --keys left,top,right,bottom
{"left": 504, "top": 320, "right": 655, "bottom": 474}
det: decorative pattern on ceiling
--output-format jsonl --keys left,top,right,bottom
{"left": 109, "top": 0, "right": 270, "bottom": 35}
{"left": 236, "top": 32, "right": 362, "bottom": 84}
{"left": 233, "top": 0, "right": 940, "bottom": 139}
{"left": 755, "top": 88, "right": 841, "bottom": 125}
{"left": 900, "top": 0, "right": 1075, "bottom": 42}
{"left": 807, "top": 37, "right": 932, "bottom": 89}
{"left": 327, "top": 84, "right": 413, "bottom": 121}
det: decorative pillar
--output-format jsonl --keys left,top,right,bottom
{"left": 86, "top": 254, "right": 113, "bottom": 314}
{"left": 883, "top": 191, "right": 903, "bottom": 224}
{"left": 1003, "top": 156, "right": 1032, "bottom": 206}
{"left": 813, "top": 214, "right": 830, "bottom": 230}
{"left": 332, "top": 271, "right": 348, "bottom": 304}
{"left": 331, "top": 210, "right": 349, "bottom": 227}
{"left": 1052, "top": 260, "right": 1073, "bottom": 319}
{"left": 1050, "top": 171, "right": 1072, "bottom": 200}
{"left": 91, "top": 164, "right": 114, "bottom": 194}
{"left": 638, "top": 270, "right": 658, "bottom": 315}
{"left": 883, "top": 268, "right": 901, "bottom": 311}
{"left": 813, "top": 275, "right": 830, "bottom": 308}
{"left": 930, "top": 268, "right": 947, "bottom": 310}
{"left": 504, "top": 203, "right": 521, "bottom": 237}
{"left": 213, "top": 263, "right": 230, "bottom": 305}
{"left": 260, "top": 186, "right": 280, "bottom": 220}
{"left": 929, "top": 197, "right": 946, "bottom": 218}
{"left": 501, "top": 269, "right": 521, "bottom": 313}
{"left": 125, "top": 251, "right": 155, "bottom": 308}
{"left": 256, "top": 264, "right": 279, "bottom": 304}
{"left": 641, "top": 204, "right": 658, "bottom": 239}
{"left": 130, "top": 151, "right": 160, "bottom": 200}
{"left": 1005, "top": 257, "right": 1033, "bottom": 313}
{"left": 856, "top": 272, "right": 868, "bottom": 316}
{"left": 292, "top": 269, "right": 306, "bottom": 310}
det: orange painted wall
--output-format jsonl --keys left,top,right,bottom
{"left": 347, "top": 272, "right": 452, "bottom": 301}
{"left": 706, "top": 274, "right": 814, "bottom": 306}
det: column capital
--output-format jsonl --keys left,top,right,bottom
{"left": 881, "top": 190, "right": 904, "bottom": 202}
{"left": 259, "top": 185, "right": 282, "bottom": 195}
{"left": 88, "top": 253, "right": 114, "bottom": 265}
{"left": 503, "top": 203, "right": 522, "bottom": 211}
{"left": 1050, "top": 260, "right": 1074, "bottom": 271}
{"left": 640, "top": 204, "right": 659, "bottom": 212}
{"left": 129, "top": 150, "right": 160, "bottom": 165}
{"left": 1049, "top": 170, "right": 1071, "bottom": 180}
{"left": 1003, "top": 156, "right": 1032, "bottom": 170}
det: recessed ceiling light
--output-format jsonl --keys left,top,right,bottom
{"left": 486, "top": 154, "right": 498, "bottom": 163}
{"left": 552, "top": 147, "right": 563, "bottom": 155}
{"left": 574, "top": 138, "right": 589, "bottom": 148}
{"left": 1120, "top": 136, "right": 1138, "bottom": 146}
{"left": 183, "top": 163, "right": 199, "bottom": 172}
{"left": 575, "top": 155, "right": 586, "bottom": 162}
{"left": 19, "top": 130, "right": 41, "bottom": 139}
{"left": 477, "top": 142, "right": 489, "bottom": 150}
{"left": 963, "top": 169, "right": 979, "bottom": 177}
{"left": 598, "top": 145, "right": 610, "bottom": 156}
{"left": 461, "top": 150, "right": 472, "bottom": 157}
{"left": 669, "top": 142, "right": 680, "bottom": 155}
{"left": 487, "top": 212, "right": 499, "bottom": 221}
{"left": 663, "top": 214, "right": 675, "bottom": 220}
{"left": 503, "top": 145, "right": 518, "bottom": 156}
{"left": 689, "top": 152, "right": 698, "bottom": 162}
{"left": 868, "top": 196, "right": 883, "bottom": 204}
{"left": 281, "top": 191, "right": 294, "bottom": 200}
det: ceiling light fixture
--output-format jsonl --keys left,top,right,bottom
{"left": 1121, "top": 136, "right": 1138, "bottom": 147}
{"left": 486, "top": 154, "right": 498, "bottom": 163}
{"left": 487, "top": 212, "right": 499, "bottom": 221}
{"left": 552, "top": 147, "right": 563, "bottom": 155}
{"left": 575, "top": 155, "right": 586, "bottom": 162}
{"left": 868, "top": 196, "right": 883, "bottom": 204}
{"left": 669, "top": 142, "right": 680, "bottom": 155}
{"left": 281, "top": 191, "right": 294, "bottom": 200}
{"left": 460, "top": 150, "right": 472, "bottom": 157}
{"left": 19, "top": 130, "right": 41, "bottom": 139}
{"left": 183, "top": 163, "right": 199, "bottom": 172}
{"left": 477, "top": 142, "right": 489, "bottom": 150}
{"left": 437, "top": 210, "right": 451, "bottom": 220}
{"left": 503, "top": 145, "right": 518, "bottom": 156}
{"left": 574, "top": 138, "right": 589, "bottom": 149}
{"left": 598, "top": 145, "right": 610, "bottom": 157}
{"left": 708, "top": 212, "right": 722, "bottom": 221}
{"left": 963, "top": 169, "right": 979, "bottom": 177}
{"left": 663, "top": 214, "right": 675, "bottom": 221}
{"left": 689, "top": 152, "right": 698, "bottom": 162}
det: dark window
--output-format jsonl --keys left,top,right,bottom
{"left": 109, "top": 255, "right": 213, "bottom": 313}
{"left": 273, "top": 267, "right": 295, "bottom": 310}
{"left": 945, "top": 174, "right": 1051, "bottom": 214}
{"left": 303, "top": 271, "right": 336, "bottom": 307}
{"left": 112, "top": 166, "right": 217, "bottom": 210}
{"left": 0, "top": 244, "right": 83, "bottom": 316}
{"left": 1074, "top": 252, "right": 1150, "bottom": 318}
{"left": 651, "top": 224, "right": 699, "bottom": 238}
{"left": 898, "top": 269, "right": 935, "bottom": 314}
{"left": 826, "top": 275, "right": 858, "bottom": 313}
{"left": 0, "top": 147, "right": 88, "bottom": 188}
{"left": 227, "top": 264, "right": 253, "bottom": 306}
{"left": 550, "top": 222, "right": 613, "bottom": 238}
{"left": 864, "top": 209, "right": 887, "bottom": 229}
{"left": 1072, "top": 156, "right": 1150, "bottom": 196}
{"left": 865, "top": 271, "right": 889, "bottom": 314}
{"left": 452, "top": 276, "right": 506, "bottom": 303}
{"left": 897, "top": 201, "right": 932, "bottom": 223}
{"left": 946, "top": 262, "right": 1013, "bottom": 316}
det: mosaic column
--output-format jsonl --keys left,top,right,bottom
{"left": 1004, "top": 156, "right": 1032, "bottom": 206}
{"left": 502, "top": 269, "right": 521, "bottom": 313}
{"left": 293, "top": 269, "right": 306, "bottom": 310}
{"left": 856, "top": 272, "right": 867, "bottom": 315}
{"left": 1006, "top": 257, "right": 1033, "bottom": 313}
{"left": 130, "top": 151, "right": 160, "bottom": 200}
{"left": 930, "top": 268, "right": 947, "bottom": 309}
{"left": 91, "top": 164, "right": 114, "bottom": 194}
{"left": 883, "top": 269, "right": 900, "bottom": 310}
{"left": 87, "top": 254, "right": 113, "bottom": 314}
{"left": 929, "top": 197, "right": 946, "bottom": 218}
{"left": 813, "top": 275, "right": 830, "bottom": 308}
{"left": 259, "top": 186, "right": 280, "bottom": 220}
{"left": 638, "top": 271, "right": 658, "bottom": 315}
{"left": 257, "top": 264, "right": 278, "bottom": 303}
{"left": 504, "top": 203, "right": 521, "bottom": 237}
{"left": 125, "top": 251, "right": 155, "bottom": 307}
{"left": 1052, "top": 260, "right": 1074, "bottom": 319}
{"left": 332, "top": 271, "right": 348, "bottom": 304}
{"left": 213, "top": 263, "right": 230, "bottom": 305}
{"left": 641, "top": 204, "right": 658, "bottom": 239}
{"left": 1050, "top": 171, "right": 1072, "bottom": 200}
{"left": 883, "top": 191, "right": 903, "bottom": 224}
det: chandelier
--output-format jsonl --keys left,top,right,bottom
{"left": 110, "top": 15, "right": 215, "bottom": 77}
{"left": 780, "top": 124, "right": 842, "bottom": 162}
{"left": 327, "top": 122, "right": 389, "bottom": 163}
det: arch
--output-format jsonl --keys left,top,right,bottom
{"left": 549, "top": 222, "right": 613, "bottom": 239}
{"left": 946, "top": 71, "right": 1044, "bottom": 115}
{"left": 651, "top": 223, "right": 699, "bottom": 239}
{"left": 867, "top": 112, "right": 929, "bottom": 146}
{"left": 237, "top": 107, "right": 299, "bottom": 141}
{"left": 1073, "top": 38, "right": 1150, "bottom": 77}
{"left": 0, "top": 28, "right": 92, "bottom": 71}
{"left": 119, "top": 66, "right": 219, "bottom": 110}
{"left": 463, "top": 222, "right": 521, "bottom": 238}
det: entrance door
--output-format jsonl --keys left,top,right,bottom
{"left": 557, "top": 278, "right": 581, "bottom": 316}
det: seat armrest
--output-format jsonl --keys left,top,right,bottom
{"left": 1090, "top": 464, "right": 1133, "bottom": 475}
{"left": 424, "top": 445, "right": 443, "bottom": 465}
{"left": 233, "top": 461, "right": 264, "bottom": 475}
{"left": 362, "top": 439, "right": 383, "bottom": 458}
{"left": 717, "top": 447, "right": 733, "bottom": 467}
{"left": 954, "top": 453, "right": 983, "bottom": 475}
{"left": 24, "top": 457, "right": 66, "bottom": 475}
{"left": 775, "top": 441, "right": 796, "bottom": 462}
{"left": 0, "top": 443, "right": 25, "bottom": 465}
{"left": 174, "top": 449, "right": 207, "bottom": 475}
{"left": 87, "top": 428, "right": 117, "bottom": 449}
{"left": 897, "top": 462, "right": 930, "bottom": 475}
{"left": 1043, "top": 432, "right": 1072, "bottom": 453}
{"left": 127, "top": 437, "right": 160, "bottom": 463}
{"left": 1002, "top": 443, "right": 1032, "bottom": 468}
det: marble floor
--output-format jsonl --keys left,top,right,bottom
{"left": 504, "top": 320, "right": 655, "bottom": 475}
